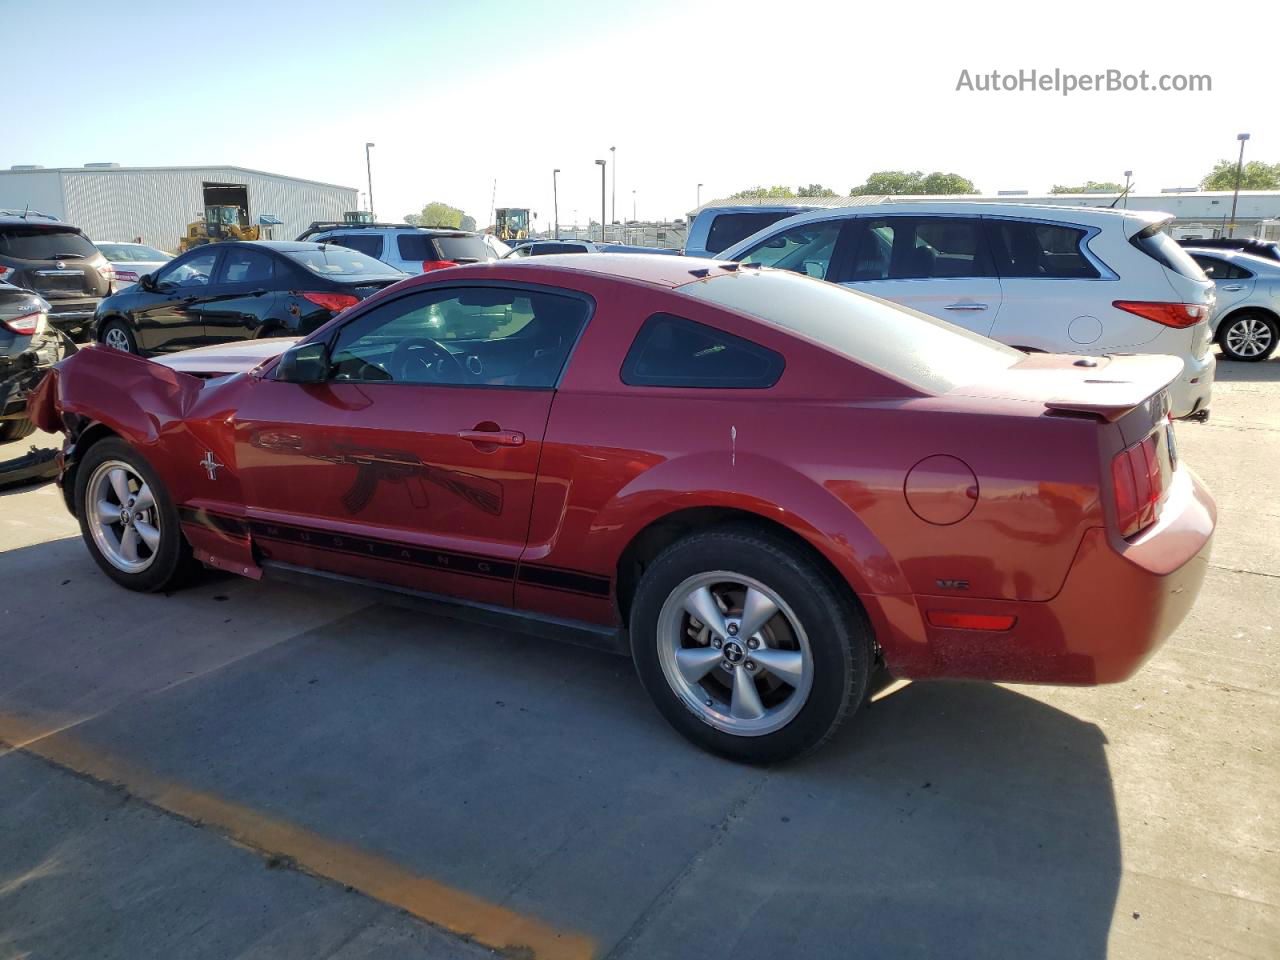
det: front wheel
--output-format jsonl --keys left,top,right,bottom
{"left": 99, "top": 318, "right": 138, "bottom": 354}
{"left": 1218, "top": 311, "right": 1278, "bottom": 362}
{"left": 74, "top": 437, "right": 196, "bottom": 592}
{"left": 630, "top": 527, "right": 872, "bottom": 764}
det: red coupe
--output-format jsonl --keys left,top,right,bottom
{"left": 30, "top": 255, "right": 1215, "bottom": 762}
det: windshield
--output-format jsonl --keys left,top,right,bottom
{"left": 286, "top": 246, "right": 405, "bottom": 279}
{"left": 0, "top": 226, "right": 100, "bottom": 261}
{"left": 96, "top": 243, "right": 172, "bottom": 262}
{"left": 682, "top": 268, "right": 1022, "bottom": 394}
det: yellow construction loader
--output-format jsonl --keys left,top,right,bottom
{"left": 178, "top": 205, "right": 260, "bottom": 252}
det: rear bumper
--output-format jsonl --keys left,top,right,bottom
{"left": 881, "top": 468, "right": 1215, "bottom": 685}
{"left": 1168, "top": 349, "right": 1215, "bottom": 420}
{"left": 45, "top": 301, "right": 102, "bottom": 340}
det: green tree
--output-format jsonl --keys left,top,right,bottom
{"left": 849, "top": 170, "right": 978, "bottom": 195}
{"left": 1050, "top": 181, "right": 1124, "bottom": 194}
{"left": 1200, "top": 159, "right": 1280, "bottom": 191}
{"left": 797, "top": 184, "right": 837, "bottom": 197}
{"left": 416, "top": 201, "right": 466, "bottom": 228}
{"left": 460, "top": 215, "right": 477, "bottom": 231}
{"left": 404, "top": 213, "right": 423, "bottom": 225}
{"left": 729, "top": 185, "right": 796, "bottom": 199}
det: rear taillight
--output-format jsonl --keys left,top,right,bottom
{"left": 422, "top": 260, "right": 458, "bottom": 272}
{"left": 2, "top": 311, "right": 44, "bottom": 336}
{"left": 1111, "top": 433, "right": 1164, "bottom": 538}
{"left": 301, "top": 292, "right": 360, "bottom": 313}
{"left": 0, "top": 265, "right": 16, "bottom": 282}
{"left": 95, "top": 263, "right": 115, "bottom": 281}
{"left": 1113, "top": 300, "right": 1208, "bottom": 328}
{"left": 112, "top": 269, "right": 139, "bottom": 282}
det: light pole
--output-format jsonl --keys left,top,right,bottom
{"left": 1229, "top": 133, "right": 1250, "bottom": 238}
{"left": 632, "top": 189, "right": 637, "bottom": 244}
{"left": 595, "top": 159, "right": 607, "bottom": 244}
{"left": 697, "top": 182, "right": 703, "bottom": 208}
{"left": 1122, "top": 170, "right": 1132, "bottom": 208}
{"left": 364, "top": 142, "right": 375, "bottom": 217}
{"left": 552, "top": 168, "right": 560, "bottom": 240}
{"left": 610, "top": 146, "right": 616, "bottom": 228}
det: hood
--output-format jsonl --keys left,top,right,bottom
{"left": 150, "top": 336, "right": 298, "bottom": 378}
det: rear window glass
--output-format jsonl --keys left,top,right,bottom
{"left": 704, "top": 212, "right": 800, "bottom": 255}
{"left": 0, "top": 227, "right": 100, "bottom": 261}
{"left": 328, "top": 233, "right": 384, "bottom": 257}
{"left": 990, "top": 221, "right": 1101, "bottom": 279}
{"left": 286, "top": 247, "right": 404, "bottom": 279}
{"left": 682, "top": 269, "right": 1021, "bottom": 394}
{"left": 96, "top": 243, "right": 172, "bottom": 262}
{"left": 433, "top": 235, "right": 492, "bottom": 263}
{"left": 1132, "top": 224, "right": 1207, "bottom": 280}
{"left": 622, "top": 313, "right": 784, "bottom": 388}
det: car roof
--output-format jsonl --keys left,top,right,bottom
{"left": 695, "top": 204, "right": 816, "bottom": 216}
{"left": 1184, "top": 247, "right": 1280, "bottom": 270}
{"left": 742, "top": 201, "right": 1165, "bottom": 227}
{"left": 433, "top": 253, "right": 727, "bottom": 288}
{"left": 236, "top": 240, "right": 329, "bottom": 252}
{"left": 313, "top": 225, "right": 476, "bottom": 237}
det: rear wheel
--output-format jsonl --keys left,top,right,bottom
{"left": 99, "top": 319, "right": 137, "bottom": 354}
{"left": 630, "top": 526, "right": 872, "bottom": 764}
{"left": 1218, "top": 311, "right": 1278, "bottom": 362}
{"left": 0, "top": 417, "right": 36, "bottom": 442}
{"left": 74, "top": 437, "right": 196, "bottom": 592}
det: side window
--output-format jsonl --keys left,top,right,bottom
{"left": 989, "top": 220, "right": 1101, "bottom": 279}
{"left": 621, "top": 313, "right": 784, "bottom": 389}
{"left": 737, "top": 220, "right": 842, "bottom": 279}
{"left": 328, "top": 287, "right": 590, "bottom": 388}
{"left": 330, "top": 233, "right": 384, "bottom": 258}
{"left": 217, "top": 248, "right": 274, "bottom": 284}
{"left": 898, "top": 218, "right": 992, "bottom": 279}
{"left": 156, "top": 250, "right": 218, "bottom": 288}
{"left": 848, "top": 220, "right": 894, "bottom": 281}
{"left": 1191, "top": 255, "right": 1250, "bottom": 281}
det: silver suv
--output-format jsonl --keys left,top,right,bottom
{"left": 1185, "top": 247, "right": 1280, "bottom": 362}
{"left": 297, "top": 223, "right": 494, "bottom": 275}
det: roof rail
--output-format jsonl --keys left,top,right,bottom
{"left": 295, "top": 220, "right": 416, "bottom": 240}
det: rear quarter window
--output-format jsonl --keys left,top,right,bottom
{"left": 621, "top": 313, "right": 785, "bottom": 388}
{"left": 327, "top": 233, "right": 384, "bottom": 258}
{"left": 989, "top": 220, "right": 1101, "bottom": 279}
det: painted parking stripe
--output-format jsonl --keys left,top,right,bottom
{"left": 0, "top": 712, "right": 595, "bottom": 960}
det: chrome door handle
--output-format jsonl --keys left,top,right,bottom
{"left": 457, "top": 429, "right": 524, "bottom": 447}
{"left": 944, "top": 302, "right": 988, "bottom": 311}
{"left": 1220, "top": 284, "right": 1244, "bottom": 292}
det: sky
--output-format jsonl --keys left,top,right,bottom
{"left": 5, "top": 0, "right": 1277, "bottom": 232}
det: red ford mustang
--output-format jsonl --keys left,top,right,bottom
{"left": 29, "top": 255, "right": 1216, "bottom": 762}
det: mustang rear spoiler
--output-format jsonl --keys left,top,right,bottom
{"left": 1042, "top": 354, "right": 1183, "bottom": 422}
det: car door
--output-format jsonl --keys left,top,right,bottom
{"left": 198, "top": 246, "right": 279, "bottom": 344}
{"left": 232, "top": 282, "right": 592, "bottom": 607}
{"left": 985, "top": 218, "right": 1115, "bottom": 352}
{"left": 132, "top": 248, "right": 221, "bottom": 351}
{"left": 1191, "top": 254, "right": 1256, "bottom": 324}
{"left": 830, "top": 216, "right": 1001, "bottom": 336}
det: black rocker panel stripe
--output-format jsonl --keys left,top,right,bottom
{"left": 179, "top": 508, "right": 611, "bottom": 598}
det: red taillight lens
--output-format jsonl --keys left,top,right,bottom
{"left": 926, "top": 611, "right": 1017, "bottom": 631}
{"left": 1113, "top": 300, "right": 1208, "bottom": 328}
{"left": 1111, "top": 434, "right": 1164, "bottom": 538}
{"left": 2, "top": 311, "right": 43, "bottom": 335}
{"left": 301, "top": 292, "right": 360, "bottom": 313}
{"left": 421, "top": 260, "right": 459, "bottom": 272}
{"left": 0, "top": 265, "right": 17, "bottom": 281}
{"left": 113, "top": 270, "right": 139, "bottom": 282}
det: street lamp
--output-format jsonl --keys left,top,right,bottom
{"left": 1229, "top": 133, "right": 1251, "bottom": 238}
{"left": 697, "top": 182, "right": 703, "bottom": 208}
{"left": 552, "top": 168, "right": 560, "bottom": 240}
{"left": 632, "top": 189, "right": 637, "bottom": 223}
{"left": 610, "top": 146, "right": 616, "bottom": 227}
{"left": 595, "top": 159, "right": 607, "bottom": 244}
{"left": 364, "top": 142, "right": 375, "bottom": 217}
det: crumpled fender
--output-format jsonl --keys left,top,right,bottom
{"left": 587, "top": 450, "right": 910, "bottom": 599}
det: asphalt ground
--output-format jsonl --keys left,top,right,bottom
{"left": 0, "top": 354, "right": 1276, "bottom": 959}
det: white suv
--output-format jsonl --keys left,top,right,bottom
{"left": 717, "top": 202, "right": 1216, "bottom": 419}
{"left": 298, "top": 224, "right": 494, "bottom": 274}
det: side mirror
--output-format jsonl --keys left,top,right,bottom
{"left": 275, "top": 341, "right": 330, "bottom": 383}
{"left": 139, "top": 273, "right": 156, "bottom": 291}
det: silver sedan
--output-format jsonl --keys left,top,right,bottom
{"left": 1187, "top": 247, "right": 1280, "bottom": 362}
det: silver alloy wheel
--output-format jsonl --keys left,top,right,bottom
{"left": 656, "top": 571, "right": 814, "bottom": 737}
{"left": 85, "top": 459, "right": 161, "bottom": 574}
{"left": 103, "top": 325, "right": 132, "bottom": 352}
{"left": 1225, "top": 315, "right": 1274, "bottom": 358}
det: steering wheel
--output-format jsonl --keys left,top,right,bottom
{"left": 390, "top": 336, "right": 467, "bottom": 384}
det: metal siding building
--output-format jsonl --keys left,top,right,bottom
{"left": 0, "top": 165, "right": 358, "bottom": 252}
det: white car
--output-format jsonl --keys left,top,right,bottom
{"left": 298, "top": 224, "right": 494, "bottom": 274}
{"left": 93, "top": 241, "right": 172, "bottom": 293}
{"left": 1184, "top": 247, "right": 1280, "bottom": 362}
{"left": 717, "top": 202, "right": 1216, "bottom": 419}
{"left": 505, "top": 239, "right": 602, "bottom": 257}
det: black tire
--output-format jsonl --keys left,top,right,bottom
{"left": 0, "top": 417, "right": 36, "bottom": 442}
{"left": 630, "top": 525, "right": 873, "bottom": 764}
{"left": 1217, "top": 311, "right": 1278, "bottom": 362}
{"left": 98, "top": 318, "right": 138, "bottom": 354}
{"left": 73, "top": 437, "right": 197, "bottom": 592}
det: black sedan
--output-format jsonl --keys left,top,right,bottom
{"left": 92, "top": 241, "right": 407, "bottom": 355}
{"left": 1, "top": 282, "right": 65, "bottom": 441}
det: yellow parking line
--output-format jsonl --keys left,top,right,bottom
{"left": 0, "top": 712, "right": 595, "bottom": 960}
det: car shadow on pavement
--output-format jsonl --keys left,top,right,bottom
{"left": 1212, "top": 354, "right": 1280, "bottom": 382}
{"left": 0, "top": 556, "right": 1122, "bottom": 960}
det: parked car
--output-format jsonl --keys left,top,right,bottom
{"left": 505, "top": 239, "right": 601, "bottom": 257}
{"left": 31, "top": 255, "right": 1215, "bottom": 763}
{"left": 1185, "top": 247, "right": 1280, "bottom": 361}
{"left": 1, "top": 282, "right": 64, "bottom": 441}
{"left": 481, "top": 233, "right": 512, "bottom": 259}
{"left": 298, "top": 222, "right": 494, "bottom": 274}
{"left": 0, "top": 211, "right": 112, "bottom": 340}
{"left": 1178, "top": 236, "right": 1280, "bottom": 264}
{"left": 92, "top": 241, "right": 406, "bottom": 355}
{"left": 684, "top": 204, "right": 819, "bottom": 259}
{"left": 717, "top": 203, "right": 1217, "bottom": 420}
{"left": 93, "top": 241, "right": 173, "bottom": 293}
